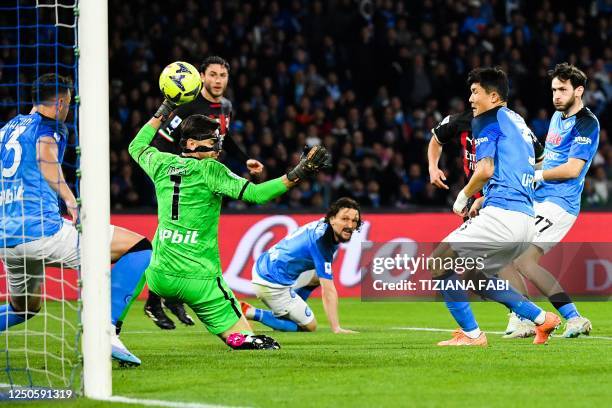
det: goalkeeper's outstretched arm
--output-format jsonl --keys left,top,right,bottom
{"left": 203, "top": 145, "right": 331, "bottom": 205}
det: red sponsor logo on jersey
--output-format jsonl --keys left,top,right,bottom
{"left": 546, "top": 132, "right": 562, "bottom": 146}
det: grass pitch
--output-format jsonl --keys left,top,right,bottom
{"left": 3, "top": 299, "right": 612, "bottom": 407}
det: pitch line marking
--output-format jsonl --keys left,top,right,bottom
{"left": 0, "top": 383, "right": 248, "bottom": 407}
{"left": 391, "top": 326, "right": 612, "bottom": 340}
{"left": 100, "top": 395, "right": 250, "bottom": 408}
{"left": 126, "top": 328, "right": 612, "bottom": 340}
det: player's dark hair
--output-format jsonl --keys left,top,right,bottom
{"left": 325, "top": 197, "right": 363, "bottom": 230}
{"left": 31, "top": 73, "right": 73, "bottom": 103}
{"left": 178, "top": 114, "right": 220, "bottom": 150}
{"left": 200, "top": 56, "right": 230, "bottom": 74}
{"left": 467, "top": 67, "right": 509, "bottom": 101}
{"left": 548, "top": 62, "right": 587, "bottom": 89}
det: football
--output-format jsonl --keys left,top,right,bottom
{"left": 158, "top": 61, "right": 202, "bottom": 104}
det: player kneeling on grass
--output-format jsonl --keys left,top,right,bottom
{"left": 241, "top": 197, "right": 359, "bottom": 334}
{"left": 128, "top": 99, "right": 331, "bottom": 349}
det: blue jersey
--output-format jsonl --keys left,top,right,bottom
{"left": 534, "top": 108, "right": 600, "bottom": 216}
{"left": 255, "top": 219, "right": 337, "bottom": 286}
{"left": 472, "top": 106, "right": 535, "bottom": 216}
{"left": 0, "top": 113, "right": 68, "bottom": 247}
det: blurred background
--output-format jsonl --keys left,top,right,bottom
{"left": 2, "top": 0, "right": 611, "bottom": 212}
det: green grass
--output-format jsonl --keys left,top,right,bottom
{"left": 3, "top": 299, "right": 612, "bottom": 407}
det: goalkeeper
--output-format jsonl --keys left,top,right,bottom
{"left": 128, "top": 100, "right": 331, "bottom": 349}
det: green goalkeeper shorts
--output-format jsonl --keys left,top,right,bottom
{"left": 146, "top": 269, "right": 242, "bottom": 335}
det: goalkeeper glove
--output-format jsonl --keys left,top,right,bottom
{"left": 287, "top": 145, "right": 331, "bottom": 182}
{"left": 226, "top": 333, "right": 281, "bottom": 350}
{"left": 154, "top": 99, "right": 177, "bottom": 122}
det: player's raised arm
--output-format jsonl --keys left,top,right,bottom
{"left": 128, "top": 99, "right": 177, "bottom": 177}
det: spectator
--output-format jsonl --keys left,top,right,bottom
{"left": 4, "top": 0, "right": 608, "bottom": 211}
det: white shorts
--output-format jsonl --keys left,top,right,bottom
{"left": 251, "top": 266, "right": 315, "bottom": 326}
{"left": 1, "top": 220, "right": 115, "bottom": 295}
{"left": 532, "top": 200, "right": 577, "bottom": 253}
{"left": 443, "top": 206, "right": 535, "bottom": 276}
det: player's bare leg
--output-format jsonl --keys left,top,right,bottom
{"left": 513, "top": 245, "right": 562, "bottom": 297}
{"left": 298, "top": 318, "right": 317, "bottom": 332}
{"left": 110, "top": 226, "right": 144, "bottom": 262}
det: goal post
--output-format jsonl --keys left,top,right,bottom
{"left": 78, "top": 0, "right": 112, "bottom": 399}
{"left": 1, "top": 0, "right": 113, "bottom": 399}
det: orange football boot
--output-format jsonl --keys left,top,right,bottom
{"left": 437, "top": 329, "right": 488, "bottom": 346}
{"left": 533, "top": 312, "right": 561, "bottom": 345}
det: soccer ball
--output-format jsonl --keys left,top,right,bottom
{"left": 159, "top": 61, "right": 202, "bottom": 104}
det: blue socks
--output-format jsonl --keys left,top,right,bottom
{"left": 253, "top": 308, "right": 299, "bottom": 332}
{"left": 111, "top": 239, "right": 151, "bottom": 324}
{"left": 294, "top": 285, "right": 317, "bottom": 301}
{"left": 437, "top": 272, "right": 479, "bottom": 332}
{"left": 558, "top": 303, "right": 579, "bottom": 320}
{"left": 549, "top": 292, "right": 580, "bottom": 319}
{"left": 476, "top": 276, "right": 544, "bottom": 322}
{"left": 0, "top": 303, "right": 29, "bottom": 332}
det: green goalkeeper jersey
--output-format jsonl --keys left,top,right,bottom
{"left": 128, "top": 123, "right": 288, "bottom": 279}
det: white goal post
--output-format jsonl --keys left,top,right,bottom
{"left": 78, "top": 0, "right": 112, "bottom": 399}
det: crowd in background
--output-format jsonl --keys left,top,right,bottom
{"left": 3, "top": 0, "right": 611, "bottom": 211}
